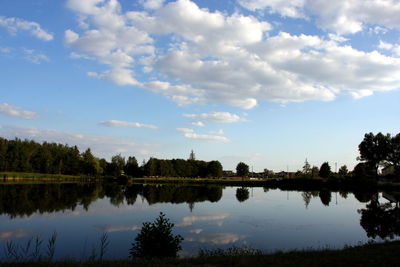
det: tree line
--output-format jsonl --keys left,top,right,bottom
{"left": 0, "top": 137, "right": 223, "bottom": 178}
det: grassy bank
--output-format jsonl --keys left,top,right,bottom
{"left": 0, "top": 172, "right": 107, "bottom": 184}
{"left": 2, "top": 171, "right": 400, "bottom": 192}
{"left": 1, "top": 241, "right": 399, "bottom": 267}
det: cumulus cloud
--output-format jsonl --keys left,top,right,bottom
{"left": 183, "top": 112, "right": 243, "bottom": 123}
{"left": 141, "top": 0, "right": 164, "bottom": 10}
{"left": 0, "top": 103, "right": 36, "bottom": 119}
{"left": 239, "top": 0, "right": 400, "bottom": 35}
{"left": 99, "top": 120, "right": 158, "bottom": 129}
{"left": 191, "top": 121, "right": 204, "bottom": 127}
{"left": 0, "top": 16, "right": 53, "bottom": 41}
{"left": 65, "top": 0, "right": 400, "bottom": 108}
{"left": 210, "top": 129, "right": 224, "bottom": 135}
{"left": 176, "top": 128, "right": 230, "bottom": 143}
{"left": 0, "top": 125, "right": 158, "bottom": 159}
{"left": 238, "top": 0, "right": 305, "bottom": 18}
{"left": 65, "top": 0, "right": 154, "bottom": 86}
{"left": 378, "top": 40, "right": 400, "bottom": 56}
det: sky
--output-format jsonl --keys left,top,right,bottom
{"left": 1, "top": 0, "right": 400, "bottom": 172}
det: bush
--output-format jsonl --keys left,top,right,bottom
{"left": 129, "top": 212, "right": 183, "bottom": 258}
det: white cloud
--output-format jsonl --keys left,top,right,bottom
{"left": 66, "top": 0, "right": 400, "bottom": 108}
{"left": 239, "top": 0, "right": 400, "bottom": 35}
{"left": 191, "top": 121, "right": 204, "bottom": 127}
{"left": 89, "top": 68, "right": 139, "bottom": 86}
{"left": 65, "top": 0, "right": 154, "bottom": 86}
{"left": 0, "top": 103, "right": 36, "bottom": 119}
{"left": 99, "top": 120, "right": 158, "bottom": 129}
{"left": 210, "top": 129, "right": 224, "bottom": 135}
{"left": 22, "top": 48, "right": 50, "bottom": 64}
{"left": 378, "top": 40, "right": 400, "bottom": 56}
{"left": 0, "top": 16, "right": 53, "bottom": 41}
{"left": 183, "top": 112, "right": 243, "bottom": 123}
{"left": 176, "top": 128, "right": 230, "bottom": 143}
{"left": 0, "top": 125, "right": 158, "bottom": 159}
{"left": 141, "top": 0, "right": 164, "bottom": 10}
{"left": 143, "top": 80, "right": 203, "bottom": 106}
{"left": 0, "top": 46, "right": 12, "bottom": 53}
{"left": 238, "top": 0, "right": 305, "bottom": 18}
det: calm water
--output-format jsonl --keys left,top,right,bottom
{"left": 0, "top": 182, "right": 398, "bottom": 260}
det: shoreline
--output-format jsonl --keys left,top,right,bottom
{"left": 1, "top": 241, "right": 399, "bottom": 266}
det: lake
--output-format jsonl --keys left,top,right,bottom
{"left": 0, "top": 182, "right": 398, "bottom": 260}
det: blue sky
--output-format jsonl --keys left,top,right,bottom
{"left": 1, "top": 0, "right": 399, "bottom": 172}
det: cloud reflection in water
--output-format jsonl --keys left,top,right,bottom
{"left": 186, "top": 233, "right": 246, "bottom": 245}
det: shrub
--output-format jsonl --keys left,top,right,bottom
{"left": 129, "top": 212, "right": 183, "bottom": 258}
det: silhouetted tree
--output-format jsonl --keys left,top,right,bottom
{"left": 388, "top": 133, "right": 400, "bottom": 174}
{"left": 207, "top": 160, "right": 223, "bottom": 178}
{"left": 338, "top": 165, "right": 348, "bottom": 176}
{"left": 358, "top": 132, "right": 391, "bottom": 175}
{"left": 311, "top": 166, "right": 319, "bottom": 178}
{"left": 124, "top": 156, "right": 139, "bottom": 177}
{"left": 236, "top": 162, "right": 249, "bottom": 177}
{"left": 130, "top": 212, "right": 183, "bottom": 258}
{"left": 319, "top": 162, "right": 331, "bottom": 178}
{"left": 302, "top": 158, "right": 311, "bottom": 176}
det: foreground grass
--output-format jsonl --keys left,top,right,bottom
{"left": 1, "top": 241, "right": 399, "bottom": 267}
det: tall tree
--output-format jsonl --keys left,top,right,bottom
{"left": 82, "top": 148, "right": 102, "bottom": 175}
{"left": 111, "top": 154, "right": 125, "bottom": 176}
{"left": 236, "top": 162, "right": 249, "bottom": 177}
{"left": 302, "top": 158, "right": 311, "bottom": 175}
{"left": 358, "top": 132, "right": 391, "bottom": 174}
{"left": 319, "top": 162, "right": 331, "bottom": 178}
{"left": 124, "top": 156, "right": 139, "bottom": 177}
{"left": 338, "top": 165, "right": 348, "bottom": 176}
{"left": 206, "top": 160, "right": 223, "bottom": 178}
{"left": 388, "top": 133, "right": 400, "bottom": 174}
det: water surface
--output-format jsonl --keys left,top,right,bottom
{"left": 0, "top": 183, "right": 398, "bottom": 259}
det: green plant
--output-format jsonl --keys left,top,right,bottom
{"left": 129, "top": 212, "right": 183, "bottom": 258}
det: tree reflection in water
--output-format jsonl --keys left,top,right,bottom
{"left": 358, "top": 193, "right": 400, "bottom": 240}
{"left": 0, "top": 183, "right": 223, "bottom": 218}
{"left": 235, "top": 187, "right": 249, "bottom": 202}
